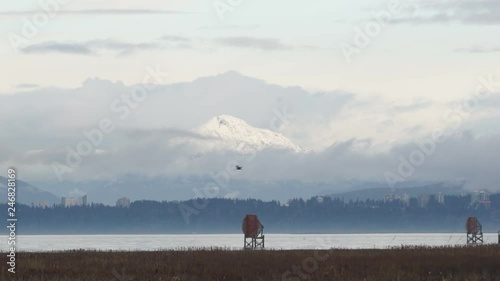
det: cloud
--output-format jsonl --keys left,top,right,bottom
{"left": 0, "top": 9, "right": 186, "bottom": 16}
{"left": 121, "top": 128, "right": 214, "bottom": 141}
{"left": 455, "top": 46, "right": 500, "bottom": 53}
{"left": 393, "top": 0, "right": 500, "bottom": 25}
{"left": 21, "top": 39, "right": 161, "bottom": 56}
{"left": 22, "top": 42, "right": 94, "bottom": 55}
{"left": 159, "top": 36, "right": 193, "bottom": 49}
{"left": 87, "top": 39, "right": 160, "bottom": 55}
{"left": 20, "top": 36, "right": 296, "bottom": 56}
{"left": 1, "top": 72, "right": 499, "bottom": 196}
{"left": 214, "top": 36, "right": 292, "bottom": 50}
{"left": 392, "top": 101, "right": 432, "bottom": 112}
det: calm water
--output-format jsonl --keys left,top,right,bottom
{"left": 3, "top": 233, "right": 498, "bottom": 252}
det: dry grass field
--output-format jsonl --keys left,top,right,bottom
{"left": 1, "top": 245, "right": 499, "bottom": 281}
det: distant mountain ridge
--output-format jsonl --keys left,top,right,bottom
{"left": 327, "top": 182, "right": 469, "bottom": 201}
{"left": 0, "top": 176, "right": 59, "bottom": 205}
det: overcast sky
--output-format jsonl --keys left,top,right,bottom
{"left": 1, "top": 0, "right": 499, "bottom": 190}
{"left": 1, "top": 0, "right": 498, "bottom": 97}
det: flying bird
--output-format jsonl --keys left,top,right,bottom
{"left": 235, "top": 165, "right": 243, "bottom": 170}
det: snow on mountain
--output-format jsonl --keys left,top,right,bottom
{"left": 172, "top": 115, "right": 308, "bottom": 153}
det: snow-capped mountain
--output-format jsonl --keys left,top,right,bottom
{"left": 172, "top": 115, "right": 308, "bottom": 153}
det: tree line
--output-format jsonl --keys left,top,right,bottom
{"left": 3, "top": 193, "right": 499, "bottom": 234}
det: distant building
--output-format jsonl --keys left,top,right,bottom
{"left": 478, "top": 190, "right": 489, "bottom": 201}
{"left": 61, "top": 195, "right": 87, "bottom": 207}
{"left": 471, "top": 190, "right": 489, "bottom": 206}
{"left": 384, "top": 194, "right": 399, "bottom": 203}
{"left": 38, "top": 200, "right": 49, "bottom": 208}
{"left": 418, "top": 194, "right": 430, "bottom": 208}
{"left": 116, "top": 197, "right": 131, "bottom": 208}
{"left": 435, "top": 192, "right": 445, "bottom": 205}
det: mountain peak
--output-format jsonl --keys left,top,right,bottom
{"left": 197, "top": 115, "right": 308, "bottom": 153}
{"left": 204, "top": 115, "right": 251, "bottom": 131}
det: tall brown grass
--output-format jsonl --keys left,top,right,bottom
{"left": 1, "top": 245, "right": 499, "bottom": 281}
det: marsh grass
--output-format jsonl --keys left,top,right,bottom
{"left": 1, "top": 245, "right": 499, "bottom": 281}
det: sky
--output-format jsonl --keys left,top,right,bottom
{"left": 0, "top": 0, "right": 499, "bottom": 192}
{"left": 1, "top": 0, "right": 498, "bottom": 97}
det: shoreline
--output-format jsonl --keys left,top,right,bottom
{"left": 2, "top": 243, "right": 499, "bottom": 253}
